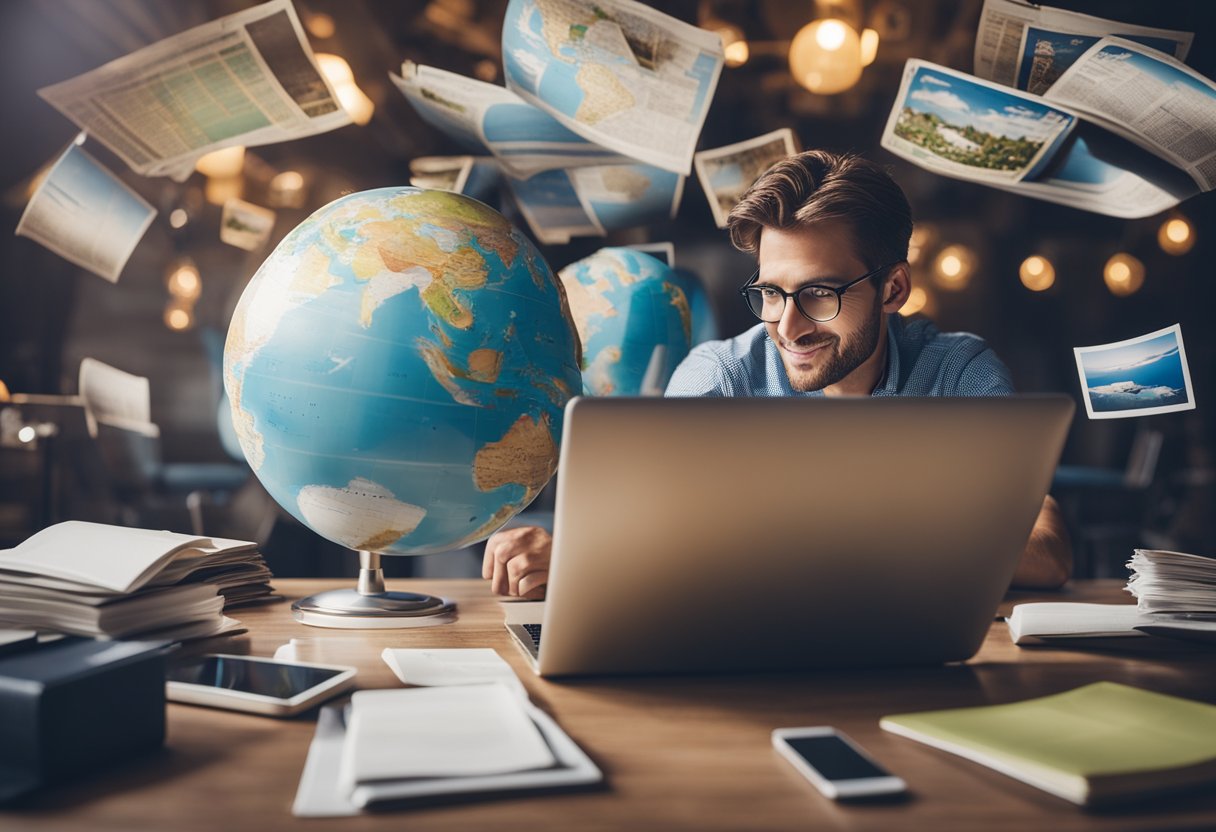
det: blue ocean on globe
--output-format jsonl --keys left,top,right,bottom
{"left": 558, "top": 247, "right": 693, "bottom": 396}
{"left": 223, "top": 187, "right": 582, "bottom": 555}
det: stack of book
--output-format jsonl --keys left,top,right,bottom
{"left": 0, "top": 521, "right": 278, "bottom": 641}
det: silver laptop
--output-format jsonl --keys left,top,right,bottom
{"left": 506, "top": 395, "right": 1074, "bottom": 677}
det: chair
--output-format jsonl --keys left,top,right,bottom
{"left": 1053, "top": 426, "right": 1165, "bottom": 578}
{"left": 79, "top": 357, "right": 249, "bottom": 537}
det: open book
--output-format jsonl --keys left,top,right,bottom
{"left": 882, "top": 3, "right": 1207, "bottom": 218}
{"left": 0, "top": 521, "right": 276, "bottom": 640}
{"left": 882, "top": 682, "right": 1216, "bottom": 807}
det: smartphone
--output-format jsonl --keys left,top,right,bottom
{"left": 772, "top": 727, "right": 907, "bottom": 800}
{"left": 165, "top": 654, "right": 357, "bottom": 717}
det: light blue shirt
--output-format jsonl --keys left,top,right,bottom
{"left": 665, "top": 315, "right": 1014, "bottom": 397}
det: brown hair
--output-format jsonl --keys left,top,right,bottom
{"left": 726, "top": 150, "right": 912, "bottom": 272}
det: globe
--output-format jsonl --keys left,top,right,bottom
{"left": 223, "top": 187, "right": 582, "bottom": 557}
{"left": 558, "top": 248, "right": 693, "bottom": 396}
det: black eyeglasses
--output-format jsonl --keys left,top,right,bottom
{"left": 738, "top": 262, "right": 898, "bottom": 323}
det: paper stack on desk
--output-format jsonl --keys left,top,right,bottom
{"left": 0, "top": 521, "right": 278, "bottom": 640}
{"left": 1123, "top": 548, "right": 1216, "bottom": 644}
{"left": 293, "top": 649, "right": 601, "bottom": 816}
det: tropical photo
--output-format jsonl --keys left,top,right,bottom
{"left": 1073, "top": 324, "right": 1196, "bottom": 419}
{"left": 888, "top": 63, "right": 1075, "bottom": 181}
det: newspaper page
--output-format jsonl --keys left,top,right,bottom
{"left": 503, "top": 169, "right": 605, "bottom": 244}
{"left": 973, "top": 0, "right": 1192, "bottom": 94}
{"left": 569, "top": 163, "right": 684, "bottom": 231}
{"left": 15, "top": 144, "right": 155, "bottom": 283}
{"left": 502, "top": 0, "right": 724, "bottom": 175}
{"left": 37, "top": 0, "right": 350, "bottom": 178}
{"left": 881, "top": 60, "right": 1076, "bottom": 185}
{"left": 694, "top": 128, "right": 799, "bottom": 228}
{"left": 1043, "top": 37, "right": 1216, "bottom": 192}
{"left": 392, "top": 63, "right": 628, "bottom": 178}
{"left": 78, "top": 358, "right": 156, "bottom": 438}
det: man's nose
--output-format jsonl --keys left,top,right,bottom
{"left": 776, "top": 295, "right": 816, "bottom": 342}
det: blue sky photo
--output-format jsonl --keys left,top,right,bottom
{"left": 906, "top": 67, "right": 1074, "bottom": 145}
{"left": 1078, "top": 329, "right": 1192, "bottom": 413}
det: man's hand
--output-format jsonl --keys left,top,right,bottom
{"left": 1010, "top": 495, "right": 1073, "bottom": 590}
{"left": 482, "top": 526, "right": 552, "bottom": 599}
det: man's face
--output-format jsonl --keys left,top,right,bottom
{"left": 756, "top": 221, "right": 886, "bottom": 393}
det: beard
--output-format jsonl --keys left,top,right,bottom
{"left": 778, "top": 301, "right": 884, "bottom": 392}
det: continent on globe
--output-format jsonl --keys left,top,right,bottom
{"left": 224, "top": 187, "right": 582, "bottom": 555}
{"left": 558, "top": 247, "right": 693, "bottom": 396}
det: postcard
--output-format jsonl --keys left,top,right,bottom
{"left": 1073, "top": 324, "right": 1196, "bottom": 419}
{"left": 220, "top": 199, "right": 276, "bottom": 251}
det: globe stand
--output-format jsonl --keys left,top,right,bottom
{"left": 291, "top": 550, "right": 456, "bottom": 629}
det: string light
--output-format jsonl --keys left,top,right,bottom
{"left": 1103, "top": 253, "right": 1145, "bottom": 296}
{"left": 1019, "top": 255, "right": 1055, "bottom": 292}
{"left": 1157, "top": 215, "right": 1194, "bottom": 255}
{"left": 931, "top": 244, "right": 975, "bottom": 290}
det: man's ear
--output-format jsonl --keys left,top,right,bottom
{"left": 880, "top": 262, "right": 911, "bottom": 314}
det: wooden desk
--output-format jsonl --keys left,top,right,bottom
{"left": 5, "top": 579, "right": 1216, "bottom": 831}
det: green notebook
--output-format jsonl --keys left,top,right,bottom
{"left": 880, "top": 682, "right": 1216, "bottom": 806}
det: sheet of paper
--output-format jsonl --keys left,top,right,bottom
{"left": 294, "top": 699, "right": 602, "bottom": 816}
{"left": 381, "top": 647, "right": 527, "bottom": 698}
{"left": 37, "top": 0, "right": 349, "bottom": 177}
{"left": 0, "top": 521, "right": 207, "bottom": 593}
{"left": 78, "top": 357, "right": 155, "bottom": 437}
{"left": 694, "top": 129, "right": 799, "bottom": 228}
{"left": 392, "top": 62, "right": 628, "bottom": 178}
{"left": 15, "top": 144, "right": 155, "bottom": 283}
{"left": 501, "top": 0, "right": 724, "bottom": 175}
{"left": 338, "top": 684, "right": 556, "bottom": 789}
{"left": 973, "top": 0, "right": 1192, "bottom": 93}
{"left": 625, "top": 241, "right": 674, "bottom": 267}
{"left": 1043, "top": 37, "right": 1216, "bottom": 192}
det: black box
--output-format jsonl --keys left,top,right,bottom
{"left": 0, "top": 637, "right": 168, "bottom": 802}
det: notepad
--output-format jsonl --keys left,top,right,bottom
{"left": 337, "top": 684, "right": 556, "bottom": 791}
{"left": 881, "top": 682, "right": 1216, "bottom": 806}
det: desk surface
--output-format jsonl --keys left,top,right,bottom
{"left": 5, "top": 579, "right": 1216, "bottom": 832}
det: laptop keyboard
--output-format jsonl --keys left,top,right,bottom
{"left": 523, "top": 623, "right": 542, "bottom": 649}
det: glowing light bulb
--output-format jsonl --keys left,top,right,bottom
{"left": 195, "top": 146, "right": 245, "bottom": 178}
{"left": 166, "top": 260, "right": 201, "bottom": 300}
{"left": 164, "top": 303, "right": 193, "bottom": 331}
{"left": 1103, "top": 253, "right": 1145, "bottom": 296}
{"left": 1158, "top": 216, "right": 1194, "bottom": 255}
{"left": 789, "top": 19, "right": 862, "bottom": 94}
{"left": 860, "top": 28, "right": 879, "bottom": 66}
{"left": 899, "top": 286, "right": 928, "bottom": 316}
{"left": 1019, "top": 255, "right": 1055, "bottom": 292}
{"left": 932, "top": 244, "right": 975, "bottom": 290}
{"left": 18, "top": 426, "right": 36, "bottom": 444}
{"left": 169, "top": 209, "right": 188, "bottom": 229}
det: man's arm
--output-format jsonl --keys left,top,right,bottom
{"left": 1010, "top": 495, "right": 1072, "bottom": 589}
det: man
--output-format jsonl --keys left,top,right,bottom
{"left": 484, "top": 150, "right": 1072, "bottom": 599}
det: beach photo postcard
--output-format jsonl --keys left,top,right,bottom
{"left": 882, "top": 60, "right": 1076, "bottom": 185}
{"left": 1073, "top": 324, "right": 1196, "bottom": 419}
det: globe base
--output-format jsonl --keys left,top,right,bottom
{"left": 291, "top": 588, "right": 456, "bottom": 628}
